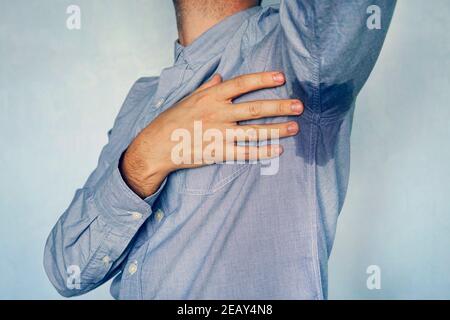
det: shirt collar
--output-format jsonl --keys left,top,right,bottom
{"left": 173, "top": 6, "right": 262, "bottom": 65}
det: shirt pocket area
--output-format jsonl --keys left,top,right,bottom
{"left": 172, "top": 163, "right": 251, "bottom": 196}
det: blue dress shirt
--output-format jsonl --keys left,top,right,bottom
{"left": 44, "top": 1, "right": 396, "bottom": 299}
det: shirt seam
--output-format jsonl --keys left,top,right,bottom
{"left": 309, "top": 3, "right": 325, "bottom": 300}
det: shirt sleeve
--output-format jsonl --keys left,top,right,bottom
{"left": 43, "top": 78, "right": 165, "bottom": 297}
{"left": 279, "top": 0, "right": 396, "bottom": 118}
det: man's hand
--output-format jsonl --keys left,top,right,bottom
{"left": 120, "top": 71, "right": 304, "bottom": 198}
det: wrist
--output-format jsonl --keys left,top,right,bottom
{"left": 120, "top": 149, "right": 169, "bottom": 198}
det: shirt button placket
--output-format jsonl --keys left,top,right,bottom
{"left": 131, "top": 211, "right": 143, "bottom": 221}
{"left": 102, "top": 255, "right": 111, "bottom": 268}
{"left": 155, "top": 209, "right": 165, "bottom": 223}
{"left": 128, "top": 260, "right": 138, "bottom": 276}
{"left": 155, "top": 98, "right": 165, "bottom": 109}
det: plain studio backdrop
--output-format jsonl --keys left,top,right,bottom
{"left": 1, "top": 0, "right": 449, "bottom": 299}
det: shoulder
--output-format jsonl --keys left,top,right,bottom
{"left": 116, "top": 76, "right": 159, "bottom": 119}
{"left": 235, "top": 6, "right": 282, "bottom": 62}
{"left": 245, "top": 5, "right": 281, "bottom": 42}
{"left": 128, "top": 77, "right": 159, "bottom": 101}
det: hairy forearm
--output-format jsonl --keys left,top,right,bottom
{"left": 120, "top": 146, "right": 169, "bottom": 199}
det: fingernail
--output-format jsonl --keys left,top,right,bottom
{"left": 288, "top": 123, "right": 299, "bottom": 133}
{"left": 291, "top": 101, "right": 303, "bottom": 114}
{"left": 273, "top": 72, "right": 285, "bottom": 83}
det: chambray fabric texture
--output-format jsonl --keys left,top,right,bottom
{"left": 44, "top": 1, "right": 395, "bottom": 299}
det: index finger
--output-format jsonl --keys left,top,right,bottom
{"left": 212, "top": 72, "right": 285, "bottom": 101}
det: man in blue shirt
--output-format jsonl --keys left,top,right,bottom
{"left": 44, "top": 0, "right": 396, "bottom": 299}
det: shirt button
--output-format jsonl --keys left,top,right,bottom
{"left": 155, "top": 98, "right": 165, "bottom": 108}
{"left": 131, "top": 212, "right": 143, "bottom": 221}
{"left": 155, "top": 209, "right": 165, "bottom": 223}
{"left": 128, "top": 261, "right": 138, "bottom": 275}
{"left": 102, "top": 255, "right": 111, "bottom": 267}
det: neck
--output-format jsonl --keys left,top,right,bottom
{"left": 174, "top": 0, "right": 257, "bottom": 47}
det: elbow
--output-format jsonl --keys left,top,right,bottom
{"left": 43, "top": 235, "right": 88, "bottom": 298}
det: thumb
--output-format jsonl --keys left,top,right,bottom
{"left": 195, "top": 74, "right": 222, "bottom": 92}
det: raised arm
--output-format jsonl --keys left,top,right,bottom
{"left": 279, "top": 0, "right": 396, "bottom": 118}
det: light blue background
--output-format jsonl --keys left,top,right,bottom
{"left": 0, "top": 0, "right": 449, "bottom": 299}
